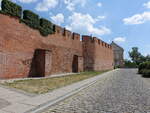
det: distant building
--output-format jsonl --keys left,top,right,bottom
{"left": 111, "top": 41, "right": 124, "bottom": 67}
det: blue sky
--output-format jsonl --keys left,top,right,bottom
{"left": 1, "top": 0, "right": 150, "bottom": 59}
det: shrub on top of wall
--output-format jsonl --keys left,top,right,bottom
{"left": 22, "top": 10, "right": 40, "bottom": 29}
{"left": 39, "top": 18, "right": 55, "bottom": 36}
{"left": 40, "top": 18, "right": 53, "bottom": 29}
{"left": 0, "top": 0, "right": 56, "bottom": 37}
{"left": 1, "top": 0, "right": 22, "bottom": 18}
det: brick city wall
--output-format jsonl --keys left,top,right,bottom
{"left": 0, "top": 14, "right": 113, "bottom": 79}
{"left": 82, "top": 36, "right": 114, "bottom": 71}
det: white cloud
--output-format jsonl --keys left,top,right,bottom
{"left": 17, "top": 0, "right": 37, "bottom": 3}
{"left": 123, "top": 12, "right": 150, "bottom": 25}
{"left": 143, "top": 1, "right": 150, "bottom": 9}
{"left": 114, "top": 37, "right": 126, "bottom": 43}
{"left": 35, "top": 0, "right": 58, "bottom": 11}
{"left": 97, "top": 2, "right": 102, "bottom": 7}
{"left": 66, "top": 12, "right": 111, "bottom": 36}
{"left": 96, "top": 16, "right": 106, "bottom": 21}
{"left": 64, "top": 0, "right": 87, "bottom": 11}
{"left": 51, "top": 13, "right": 64, "bottom": 25}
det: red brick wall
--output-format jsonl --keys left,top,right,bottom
{"left": 82, "top": 36, "right": 114, "bottom": 71}
{"left": 82, "top": 36, "right": 95, "bottom": 71}
{"left": 0, "top": 14, "right": 83, "bottom": 79}
{"left": 0, "top": 14, "right": 113, "bottom": 79}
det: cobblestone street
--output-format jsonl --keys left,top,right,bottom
{"left": 43, "top": 69, "right": 150, "bottom": 113}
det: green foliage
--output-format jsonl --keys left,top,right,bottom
{"left": 139, "top": 62, "right": 147, "bottom": 73}
{"left": 129, "top": 47, "right": 142, "bottom": 65}
{"left": 0, "top": 0, "right": 55, "bottom": 37}
{"left": 22, "top": 11, "right": 55, "bottom": 36}
{"left": 22, "top": 10, "right": 40, "bottom": 29}
{"left": 39, "top": 18, "right": 54, "bottom": 36}
{"left": 40, "top": 18, "right": 53, "bottom": 29}
{"left": 124, "top": 59, "right": 137, "bottom": 68}
{"left": 0, "top": 10, "right": 6, "bottom": 14}
{"left": 128, "top": 47, "right": 150, "bottom": 67}
{"left": 138, "top": 61, "right": 150, "bottom": 77}
{"left": 114, "top": 65, "right": 121, "bottom": 69}
{"left": 142, "top": 69, "right": 150, "bottom": 77}
{"left": 1, "top": 0, "right": 22, "bottom": 18}
{"left": 145, "top": 55, "right": 150, "bottom": 61}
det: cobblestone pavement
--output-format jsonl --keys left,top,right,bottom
{"left": 43, "top": 69, "right": 150, "bottom": 113}
{"left": 0, "top": 98, "right": 10, "bottom": 109}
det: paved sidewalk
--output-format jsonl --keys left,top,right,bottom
{"left": 0, "top": 70, "right": 115, "bottom": 113}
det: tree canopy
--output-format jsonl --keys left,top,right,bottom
{"left": 128, "top": 47, "right": 150, "bottom": 66}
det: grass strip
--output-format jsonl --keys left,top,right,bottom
{"left": 1, "top": 71, "right": 108, "bottom": 94}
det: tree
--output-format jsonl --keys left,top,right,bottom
{"left": 145, "top": 55, "right": 150, "bottom": 61}
{"left": 128, "top": 47, "right": 150, "bottom": 67}
{"left": 129, "top": 47, "right": 142, "bottom": 65}
{"left": 124, "top": 59, "right": 137, "bottom": 68}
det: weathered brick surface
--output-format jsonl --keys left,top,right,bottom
{"left": 82, "top": 36, "right": 114, "bottom": 71}
{"left": 0, "top": 14, "right": 113, "bottom": 79}
{"left": 111, "top": 42, "right": 124, "bottom": 67}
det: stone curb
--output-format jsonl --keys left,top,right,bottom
{"left": 25, "top": 69, "right": 117, "bottom": 113}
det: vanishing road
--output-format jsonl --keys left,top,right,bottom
{"left": 43, "top": 69, "right": 150, "bottom": 113}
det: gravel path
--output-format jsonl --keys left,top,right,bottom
{"left": 43, "top": 69, "right": 150, "bottom": 113}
